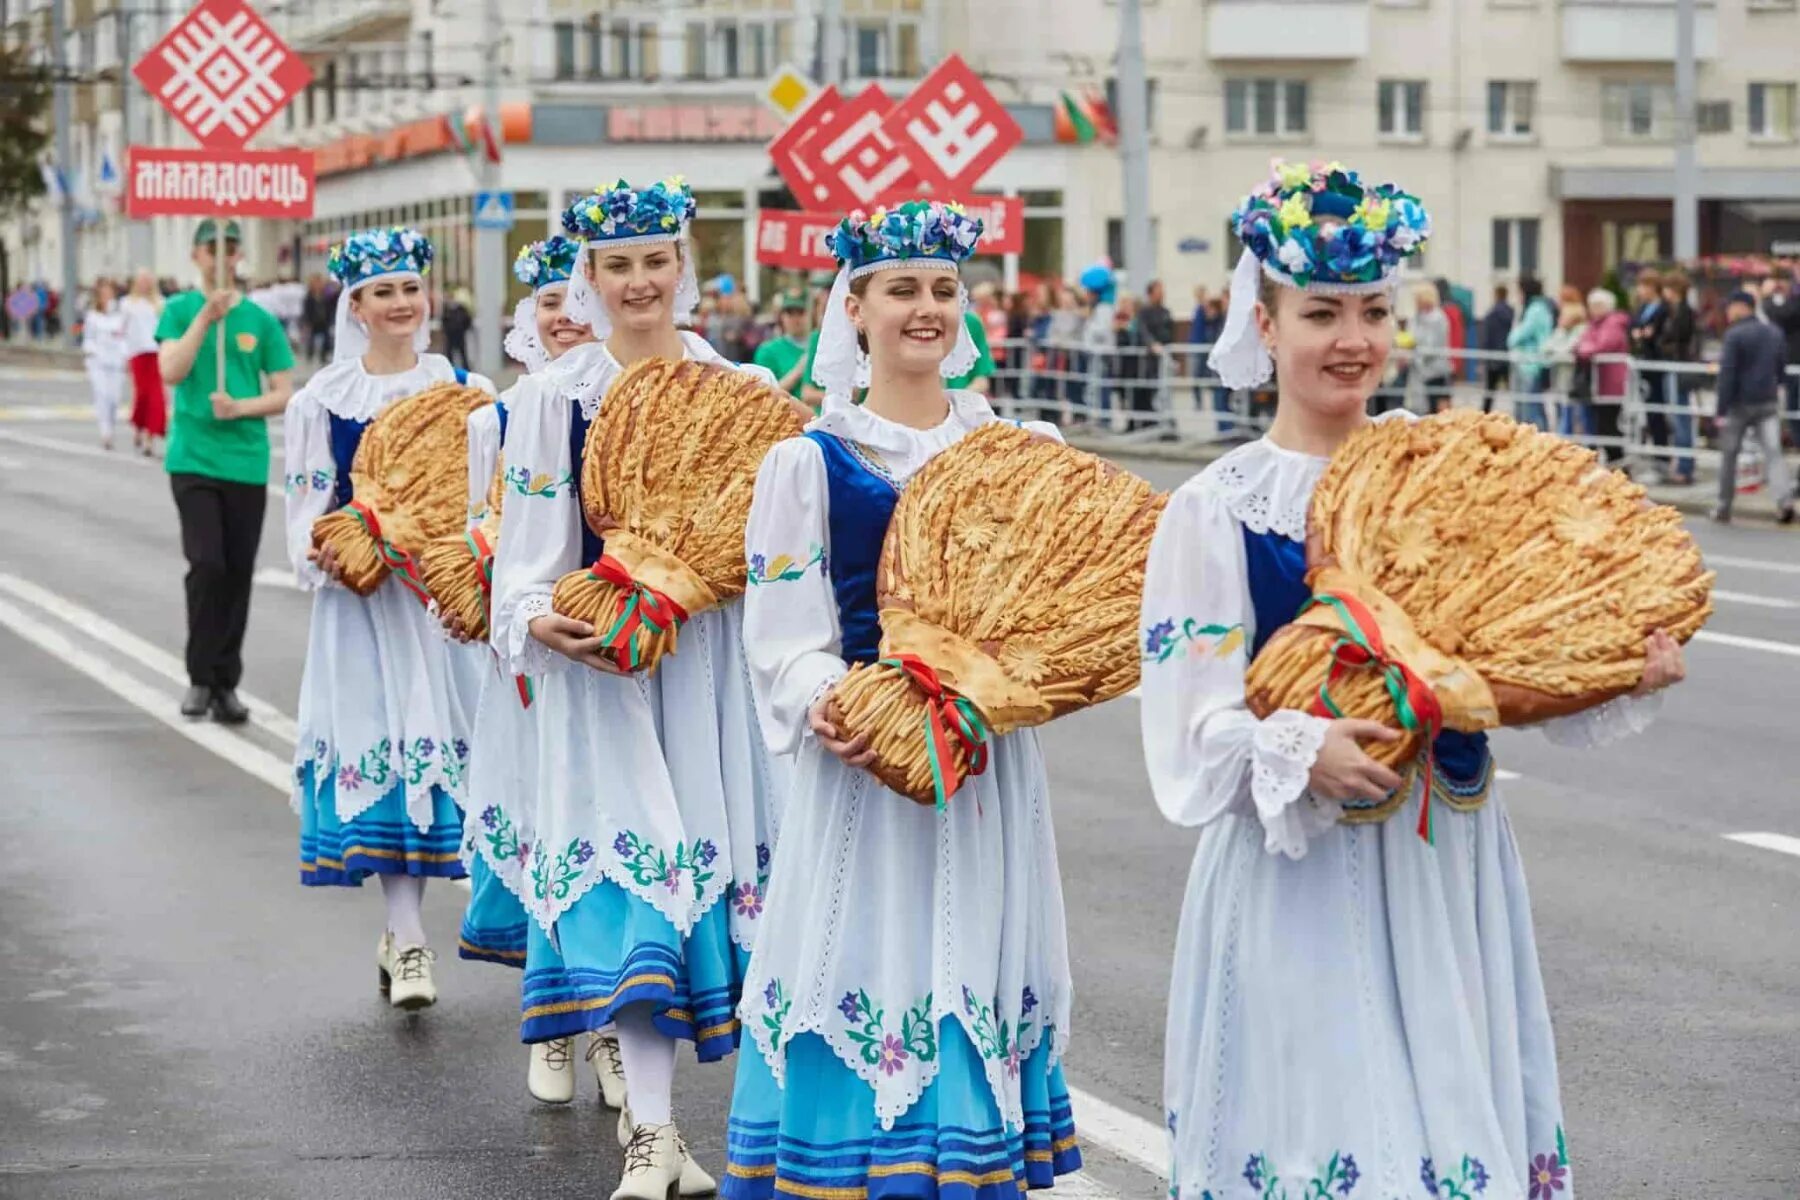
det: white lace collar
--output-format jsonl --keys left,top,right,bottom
{"left": 305, "top": 354, "right": 455, "bottom": 422}
{"left": 543, "top": 330, "right": 729, "bottom": 420}
{"left": 806, "top": 389, "right": 997, "bottom": 476}
{"left": 1199, "top": 409, "right": 1413, "bottom": 539}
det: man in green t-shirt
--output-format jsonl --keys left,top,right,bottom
{"left": 157, "top": 218, "right": 295, "bottom": 724}
{"left": 799, "top": 308, "right": 993, "bottom": 407}
{"left": 753, "top": 290, "right": 812, "bottom": 400}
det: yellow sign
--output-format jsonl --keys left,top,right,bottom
{"left": 763, "top": 64, "right": 815, "bottom": 121}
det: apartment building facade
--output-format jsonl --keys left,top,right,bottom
{"left": 7, "top": 0, "right": 1800, "bottom": 309}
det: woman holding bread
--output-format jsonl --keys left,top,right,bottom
{"left": 283, "top": 227, "right": 493, "bottom": 1010}
{"left": 439, "top": 234, "right": 631, "bottom": 1111}
{"left": 487, "top": 178, "right": 781, "bottom": 1199}
{"left": 725, "top": 202, "right": 1082, "bottom": 1199}
{"left": 1140, "top": 163, "right": 1687, "bottom": 1200}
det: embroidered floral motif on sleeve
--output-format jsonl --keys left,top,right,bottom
{"left": 286, "top": 469, "right": 336, "bottom": 495}
{"left": 504, "top": 464, "right": 576, "bottom": 499}
{"left": 838, "top": 988, "right": 937, "bottom": 1075}
{"left": 747, "top": 544, "right": 828, "bottom": 586}
{"left": 611, "top": 829, "right": 718, "bottom": 899}
{"left": 1143, "top": 618, "right": 1247, "bottom": 664}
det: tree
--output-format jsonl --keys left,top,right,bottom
{"left": 0, "top": 43, "right": 52, "bottom": 335}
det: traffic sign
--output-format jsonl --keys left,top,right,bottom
{"left": 132, "top": 0, "right": 312, "bottom": 151}
{"left": 763, "top": 64, "right": 815, "bottom": 120}
{"left": 474, "top": 192, "right": 515, "bottom": 231}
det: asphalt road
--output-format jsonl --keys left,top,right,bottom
{"left": 1, "top": 369, "right": 1798, "bottom": 1198}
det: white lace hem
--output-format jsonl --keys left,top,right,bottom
{"left": 1250, "top": 710, "right": 1337, "bottom": 859}
{"left": 1539, "top": 690, "right": 1662, "bottom": 749}
{"left": 500, "top": 589, "right": 560, "bottom": 677}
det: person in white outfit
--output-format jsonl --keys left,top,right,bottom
{"left": 82, "top": 278, "right": 128, "bottom": 450}
{"left": 1140, "top": 161, "right": 1687, "bottom": 1200}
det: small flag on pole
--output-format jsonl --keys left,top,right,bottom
{"left": 445, "top": 110, "right": 475, "bottom": 156}
{"left": 38, "top": 156, "right": 67, "bottom": 200}
{"left": 1055, "top": 89, "right": 1117, "bottom": 145}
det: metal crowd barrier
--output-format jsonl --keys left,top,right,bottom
{"left": 986, "top": 336, "right": 1800, "bottom": 488}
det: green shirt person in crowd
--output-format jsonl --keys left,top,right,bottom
{"left": 753, "top": 290, "right": 813, "bottom": 400}
{"left": 798, "top": 307, "right": 994, "bottom": 409}
{"left": 156, "top": 218, "right": 295, "bottom": 725}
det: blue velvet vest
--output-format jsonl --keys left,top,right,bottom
{"left": 570, "top": 401, "right": 603, "bottom": 566}
{"left": 495, "top": 399, "right": 510, "bottom": 446}
{"left": 804, "top": 430, "right": 901, "bottom": 665}
{"left": 1243, "top": 525, "right": 1490, "bottom": 789}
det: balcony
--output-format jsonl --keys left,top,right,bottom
{"left": 265, "top": 0, "right": 414, "bottom": 50}
{"left": 1561, "top": 0, "right": 1717, "bottom": 63}
{"left": 1206, "top": 0, "right": 1370, "bottom": 61}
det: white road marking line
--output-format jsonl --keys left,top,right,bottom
{"left": 254, "top": 566, "right": 302, "bottom": 590}
{"left": 0, "top": 403, "right": 93, "bottom": 421}
{"left": 1723, "top": 832, "right": 1800, "bottom": 859}
{"left": 0, "top": 594, "right": 293, "bottom": 794}
{"left": 1707, "top": 553, "right": 1800, "bottom": 577}
{"left": 1692, "top": 629, "right": 1800, "bottom": 659}
{"left": 1711, "top": 589, "right": 1800, "bottom": 610}
{"left": 1049, "top": 1173, "right": 1121, "bottom": 1198}
{"left": 0, "top": 428, "right": 285, "bottom": 498}
{"left": 0, "top": 572, "right": 297, "bottom": 746}
{"left": 1065, "top": 1086, "right": 1166, "bottom": 1179}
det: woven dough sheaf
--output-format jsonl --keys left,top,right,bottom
{"left": 832, "top": 423, "right": 1167, "bottom": 805}
{"left": 1244, "top": 410, "right": 1713, "bottom": 766}
{"left": 310, "top": 383, "right": 494, "bottom": 597}
{"left": 420, "top": 456, "right": 506, "bottom": 640}
{"left": 551, "top": 357, "right": 809, "bottom": 672}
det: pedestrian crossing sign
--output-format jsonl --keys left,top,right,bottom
{"left": 474, "top": 191, "right": 514, "bottom": 231}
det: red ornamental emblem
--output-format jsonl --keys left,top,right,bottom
{"left": 885, "top": 56, "right": 1023, "bottom": 199}
{"left": 133, "top": 0, "right": 312, "bottom": 150}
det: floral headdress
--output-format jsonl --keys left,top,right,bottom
{"left": 560, "top": 177, "right": 701, "bottom": 337}
{"left": 561, "top": 176, "right": 697, "bottom": 246}
{"left": 327, "top": 225, "right": 434, "bottom": 290}
{"left": 512, "top": 235, "right": 581, "bottom": 292}
{"left": 1209, "top": 160, "right": 1432, "bottom": 390}
{"left": 812, "top": 200, "right": 984, "bottom": 410}
{"left": 506, "top": 235, "right": 589, "bottom": 374}
{"left": 327, "top": 226, "right": 433, "bottom": 364}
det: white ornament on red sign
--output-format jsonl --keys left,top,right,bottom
{"left": 132, "top": 0, "right": 312, "bottom": 150}
{"left": 885, "top": 56, "right": 1024, "bottom": 199}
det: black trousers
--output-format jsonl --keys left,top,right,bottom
{"left": 170, "top": 472, "right": 266, "bottom": 690}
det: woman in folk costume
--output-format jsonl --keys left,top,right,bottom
{"left": 284, "top": 226, "right": 494, "bottom": 1010}
{"left": 488, "top": 177, "right": 782, "bottom": 1199}
{"left": 1140, "top": 163, "right": 1686, "bottom": 1200}
{"left": 726, "top": 201, "right": 1081, "bottom": 1200}
{"left": 448, "top": 235, "right": 629, "bottom": 1110}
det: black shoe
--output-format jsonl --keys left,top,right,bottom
{"left": 180, "top": 684, "right": 212, "bottom": 718}
{"left": 210, "top": 688, "right": 251, "bottom": 726}
{"left": 1779, "top": 501, "right": 1796, "bottom": 526}
{"left": 1709, "top": 506, "right": 1731, "bottom": 525}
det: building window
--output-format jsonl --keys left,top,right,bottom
{"left": 583, "top": 18, "right": 602, "bottom": 80}
{"left": 1748, "top": 82, "right": 1796, "bottom": 141}
{"left": 1492, "top": 217, "right": 1541, "bottom": 277}
{"left": 1378, "top": 79, "right": 1425, "bottom": 140}
{"left": 1225, "top": 78, "right": 1307, "bottom": 139}
{"left": 1105, "top": 77, "right": 1160, "bottom": 134}
{"left": 1602, "top": 82, "right": 1674, "bottom": 142}
{"left": 1486, "top": 80, "right": 1535, "bottom": 139}
{"left": 684, "top": 22, "right": 707, "bottom": 78}
{"left": 553, "top": 21, "right": 576, "bottom": 80}
{"left": 834, "top": 15, "right": 922, "bottom": 79}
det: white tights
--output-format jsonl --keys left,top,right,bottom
{"left": 379, "top": 873, "right": 428, "bottom": 946}
{"left": 613, "top": 1004, "right": 676, "bottom": 1125}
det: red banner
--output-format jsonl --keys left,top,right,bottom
{"left": 754, "top": 196, "right": 1023, "bottom": 269}
{"left": 125, "top": 146, "right": 316, "bottom": 218}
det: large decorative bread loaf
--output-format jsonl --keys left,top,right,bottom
{"left": 419, "top": 456, "right": 504, "bottom": 639}
{"left": 551, "top": 357, "right": 810, "bottom": 672}
{"left": 1244, "top": 409, "right": 1713, "bottom": 766}
{"left": 830, "top": 422, "right": 1166, "bottom": 806}
{"left": 310, "top": 382, "right": 494, "bottom": 597}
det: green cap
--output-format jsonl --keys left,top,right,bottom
{"left": 193, "top": 218, "right": 243, "bottom": 246}
{"left": 776, "top": 289, "right": 807, "bottom": 311}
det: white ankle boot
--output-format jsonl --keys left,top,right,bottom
{"left": 587, "top": 1031, "right": 628, "bottom": 1109}
{"left": 617, "top": 1108, "right": 716, "bottom": 1196}
{"left": 610, "top": 1123, "right": 685, "bottom": 1200}
{"left": 527, "top": 1038, "right": 576, "bottom": 1104}
{"left": 375, "top": 933, "right": 437, "bottom": 1010}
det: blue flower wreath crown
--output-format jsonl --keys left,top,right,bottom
{"left": 561, "top": 176, "right": 697, "bottom": 244}
{"left": 827, "top": 200, "right": 984, "bottom": 276}
{"left": 327, "top": 226, "right": 434, "bottom": 289}
{"left": 513, "top": 235, "right": 581, "bottom": 290}
{"left": 1231, "top": 160, "right": 1430, "bottom": 289}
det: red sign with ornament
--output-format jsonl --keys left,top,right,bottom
{"left": 754, "top": 196, "right": 1022, "bottom": 270}
{"left": 884, "top": 57, "right": 1024, "bottom": 200}
{"left": 125, "top": 146, "right": 314, "bottom": 218}
{"left": 132, "top": 0, "right": 311, "bottom": 150}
